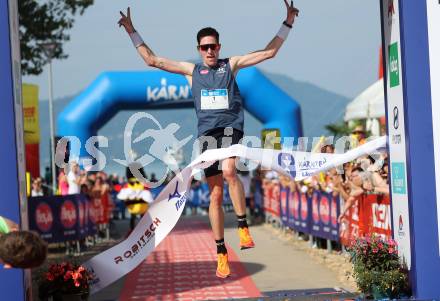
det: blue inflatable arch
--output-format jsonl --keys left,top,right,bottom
{"left": 57, "top": 67, "right": 302, "bottom": 155}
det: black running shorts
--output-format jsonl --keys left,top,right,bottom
{"left": 198, "top": 127, "right": 244, "bottom": 178}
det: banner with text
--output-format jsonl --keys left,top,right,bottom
{"left": 83, "top": 139, "right": 386, "bottom": 294}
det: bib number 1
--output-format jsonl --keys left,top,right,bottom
{"left": 200, "top": 89, "right": 229, "bottom": 110}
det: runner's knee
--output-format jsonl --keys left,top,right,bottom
{"left": 223, "top": 168, "right": 238, "bottom": 184}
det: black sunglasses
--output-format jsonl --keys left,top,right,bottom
{"left": 198, "top": 44, "right": 218, "bottom": 51}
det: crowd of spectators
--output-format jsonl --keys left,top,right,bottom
{"left": 251, "top": 125, "right": 389, "bottom": 225}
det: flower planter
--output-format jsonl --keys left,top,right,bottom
{"left": 371, "top": 285, "right": 391, "bottom": 300}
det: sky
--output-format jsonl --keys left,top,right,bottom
{"left": 23, "top": 0, "right": 382, "bottom": 101}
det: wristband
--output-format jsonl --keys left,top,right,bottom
{"left": 129, "top": 31, "right": 144, "bottom": 48}
{"left": 276, "top": 23, "right": 291, "bottom": 41}
{"left": 283, "top": 21, "right": 293, "bottom": 29}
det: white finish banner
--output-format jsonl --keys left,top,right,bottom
{"left": 84, "top": 138, "right": 386, "bottom": 294}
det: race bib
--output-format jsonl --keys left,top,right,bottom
{"left": 200, "top": 89, "right": 229, "bottom": 110}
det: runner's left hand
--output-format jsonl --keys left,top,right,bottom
{"left": 284, "top": 0, "right": 299, "bottom": 26}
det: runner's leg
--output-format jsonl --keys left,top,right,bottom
{"left": 222, "top": 158, "right": 246, "bottom": 215}
{"left": 207, "top": 174, "right": 225, "bottom": 240}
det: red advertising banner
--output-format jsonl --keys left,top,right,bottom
{"left": 339, "top": 199, "right": 359, "bottom": 246}
{"left": 263, "top": 182, "right": 281, "bottom": 216}
{"left": 361, "top": 194, "right": 392, "bottom": 239}
{"left": 339, "top": 194, "right": 392, "bottom": 246}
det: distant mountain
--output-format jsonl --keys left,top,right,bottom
{"left": 36, "top": 71, "right": 350, "bottom": 176}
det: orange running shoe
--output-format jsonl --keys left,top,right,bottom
{"left": 216, "top": 253, "right": 230, "bottom": 278}
{"left": 238, "top": 227, "right": 255, "bottom": 250}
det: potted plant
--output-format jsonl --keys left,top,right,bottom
{"left": 38, "top": 262, "right": 93, "bottom": 301}
{"left": 347, "top": 235, "right": 410, "bottom": 299}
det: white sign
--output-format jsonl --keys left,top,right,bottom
{"left": 8, "top": 0, "right": 31, "bottom": 298}
{"left": 382, "top": 0, "right": 412, "bottom": 268}
{"left": 426, "top": 0, "right": 440, "bottom": 255}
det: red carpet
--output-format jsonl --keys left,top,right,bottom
{"left": 119, "top": 218, "right": 261, "bottom": 300}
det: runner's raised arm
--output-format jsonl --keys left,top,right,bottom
{"left": 118, "top": 7, "right": 194, "bottom": 76}
{"left": 229, "top": 0, "right": 299, "bottom": 73}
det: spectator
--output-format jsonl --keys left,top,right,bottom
{"left": 359, "top": 156, "right": 390, "bottom": 195}
{"left": 31, "top": 177, "right": 44, "bottom": 197}
{"left": 118, "top": 164, "right": 153, "bottom": 231}
{"left": 67, "top": 162, "right": 81, "bottom": 194}
{"left": 337, "top": 167, "right": 366, "bottom": 223}
{"left": 352, "top": 125, "right": 367, "bottom": 146}
{"left": 0, "top": 216, "right": 47, "bottom": 269}
{"left": 58, "top": 166, "right": 69, "bottom": 196}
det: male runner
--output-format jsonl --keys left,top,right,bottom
{"left": 118, "top": 1, "right": 299, "bottom": 278}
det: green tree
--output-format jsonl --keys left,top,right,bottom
{"left": 18, "top": 0, "right": 94, "bottom": 75}
{"left": 325, "top": 121, "right": 352, "bottom": 138}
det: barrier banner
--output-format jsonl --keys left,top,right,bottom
{"left": 310, "top": 191, "right": 340, "bottom": 241}
{"left": 339, "top": 194, "right": 391, "bottom": 246}
{"left": 82, "top": 140, "right": 386, "bottom": 294}
{"left": 361, "top": 194, "right": 392, "bottom": 240}
{"left": 28, "top": 194, "right": 96, "bottom": 243}
{"left": 87, "top": 197, "right": 99, "bottom": 236}
{"left": 288, "top": 189, "right": 300, "bottom": 230}
{"left": 77, "top": 196, "right": 88, "bottom": 237}
{"left": 280, "top": 186, "right": 289, "bottom": 226}
{"left": 298, "top": 192, "right": 311, "bottom": 233}
{"left": 330, "top": 194, "right": 340, "bottom": 240}
{"left": 339, "top": 199, "right": 360, "bottom": 246}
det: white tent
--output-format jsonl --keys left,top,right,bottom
{"left": 344, "top": 79, "right": 385, "bottom": 121}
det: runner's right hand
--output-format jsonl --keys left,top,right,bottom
{"left": 118, "top": 7, "right": 135, "bottom": 34}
